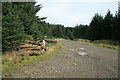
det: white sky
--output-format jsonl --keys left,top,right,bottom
{"left": 35, "top": 0, "right": 119, "bottom": 27}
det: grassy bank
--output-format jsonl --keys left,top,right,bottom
{"left": 77, "top": 39, "right": 119, "bottom": 50}
{"left": 2, "top": 41, "right": 61, "bottom": 78}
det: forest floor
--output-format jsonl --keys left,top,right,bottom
{"left": 7, "top": 39, "right": 118, "bottom": 78}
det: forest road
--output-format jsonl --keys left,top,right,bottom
{"left": 9, "top": 39, "right": 118, "bottom": 78}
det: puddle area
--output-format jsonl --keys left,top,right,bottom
{"left": 79, "top": 48, "right": 85, "bottom": 50}
{"left": 69, "top": 48, "right": 87, "bottom": 56}
{"left": 78, "top": 52, "right": 87, "bottom": 56}
{"left": 70, "top": 49, "right": 75, "bottom": 51}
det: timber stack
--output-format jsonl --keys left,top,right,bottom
{"left": 15, "top": 39, "right": 57, "bottom": 56}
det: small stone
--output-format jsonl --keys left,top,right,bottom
{"left": 98, "top": 72, "right": 101, "bottom": 75}
{"left": 73, "top": 63, "right": 76, "bottom": 66}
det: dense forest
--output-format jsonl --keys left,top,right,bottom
{"left": 74, "top": 11, "right": 120, "bottom": 41}
{"left": 2, "top": 2, "right": 120, "bottom": 53}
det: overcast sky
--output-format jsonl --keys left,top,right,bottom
{"left": 35, "top": 0, "right": 119, "bottom": 27}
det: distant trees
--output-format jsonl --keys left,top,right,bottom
{"left": 89, "top": 10, "right": 119, "bottom": 41}
{"left": 73, "top": 10, "right": 119, "bottom": 42}
{"left": 88, "top": 13, "right": 104, "bottom": 41}
{"left": 65, "top": 27, "right": 74, "bottom": 40}
{"left": 2, "top": 2, "right": 119, "bottom": 53}
{"left": 52, "top": 25, "right": 64, "bottom": 38}
{"left": 102, "top": 10, "right": 114, "bottom": 40}
{"left": 112, "top": 13, "right": 120, "bottom": 41}
{"left": 74, "top": 25, "right": 88, "bottom": 39}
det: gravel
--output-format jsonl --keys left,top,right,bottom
{"left": 8, "top": 39, "right": 118, "bottom": 78}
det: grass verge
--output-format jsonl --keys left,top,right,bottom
{"left": 77, "top": 39, "right": 119, "bottom": 50}
{"left": 2, "top": 41, "right": 61, "bottom": 78}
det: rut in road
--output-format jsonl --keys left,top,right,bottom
{"left": 9, "top": 39, "right": 118, "bottom": 78}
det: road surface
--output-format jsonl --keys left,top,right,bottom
{"left": 9, "top": 39, "right": 118, "bottom": 78}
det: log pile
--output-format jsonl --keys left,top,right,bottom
{"left": 15, "top": 39, "right": 57, "bottom": 56}
{"left": 16, "top": 40, "right": 47, "bottom": 56}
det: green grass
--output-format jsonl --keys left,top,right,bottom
{"left": 2, "top": 41, "right": 61, "bottom": 78}
{"left": 77, "top": 39, "right": 118, "bottom": 50}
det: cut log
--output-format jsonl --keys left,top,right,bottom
{"left": 44, "top": 47, "right": 49, "bottom": 51}
{"left": 27, "top": 41, "right": 31, "bottom": 44}
{"left": 45, "top": 39, "right": 57, "bottom": 43}
{"left": 38, "top": 43, "right": 42, "bottom": 46}
{"left": 42, "top": 40, "right": 46, "bottom": 46}
{"left": 16, "top": 53, "right": 25, "bottom": 56}
{"left": 38, "top": 40, "right": 43, "bottom": 42}
{"left": 41, "top": 46, "right": 46, "bottom": 49}
{"left": 31, "top": 41, "right": 36, "bottom": 45}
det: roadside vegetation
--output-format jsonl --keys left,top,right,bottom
{"left": 77, "top": 39, "right": 118, "bottom": 50}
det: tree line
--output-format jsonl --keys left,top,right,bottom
{"left": 2, "top": 2, "right": 119, "bottom": 53}
{"left": 74, "top": 10, "right": 120, "bottom": 42}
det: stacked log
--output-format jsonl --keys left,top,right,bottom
{"left": 16, "top": 39, "right": 56, "bottom": 56}
{"left": 45, "top": 39, "right": 57, "bottom": 43}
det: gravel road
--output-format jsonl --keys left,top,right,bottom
{"left": 9, "top": 39, "right": 118, "bottom": 78}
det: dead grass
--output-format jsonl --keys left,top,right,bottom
{"left": 77, "top": 39, "right": 118, "bottom": 50}
{"left": 2, "top": 40, "right": 61, "bottom": 78}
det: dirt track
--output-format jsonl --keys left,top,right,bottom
{"left": 9, "top": 39, "right": 118, "bottom": 78}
